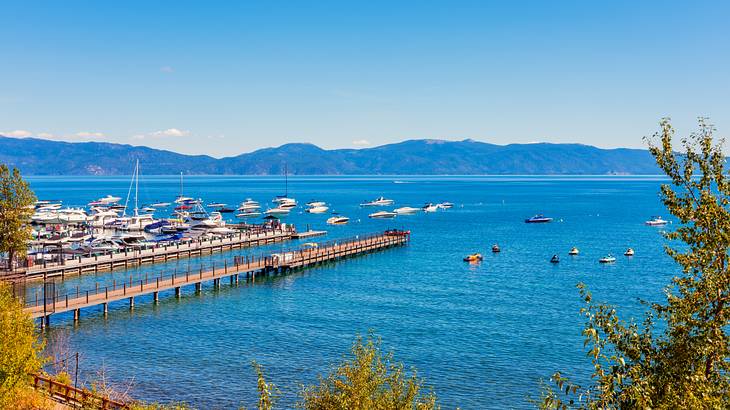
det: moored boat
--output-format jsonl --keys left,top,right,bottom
{"left": 368, "top": 210, "right": 397, "bottom": 219}
{"left": 645, "top": 216, "right": 668, "bottom": 226}
{"left": 463, "top": 253, "right": 483, "bottom": 262}
{"left": 327, "top": 216, "right": 350, "bottom": 225}
{"left": 599, "top": 254, "right": 617, "bottom": 263}
{"left": 394, "top": 206, "right": 420, "bottom": 214}
{"left": 525, "top": 214, "right": 553, "bottom": 223}
{"left": 568, "top": 247, "right": 579, "bottom": 255}
{"left": 360, "top": 197, "right": 395, "bottom": 206}
{"left": 624, "top": 248, "right": 635, "bottom": 256}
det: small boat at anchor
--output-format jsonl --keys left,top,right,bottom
{"left": 463, "top": 253, "right": 483, "bottom": 262}
{"left": 568, "top": 247, "right": 579, "bottom": 256}
{"left": 550, "top": 254, "right": 560, "bottom": 263}
{"left": 525, "top": 214, "right": 553, "bottom": 223}
{"left": 307, "top": 205, "right": 330, "bottom": 214}
{"left": 326, "top": 215, "right": 350, "bottom": 225}
{"left": 491, "top": 244, "right": 500, "bottom": 253}
{"left": 422, "top": 203, "right": 439, "bottom": 212}
{"left": 599, "top": 254, "right": 617, "bottom": 263}
{"left": 645, "top": 216, "right": 669, "bottom": 226}
{"left": 394, "top": 207, "right": 420, "bottom": 214}
{"left": 624, "top": 248, "right": 635, "bottom": 256}
{"left": 368, "top": 211, "right": 397, "bottom": 219}
{"left": 360, "top": 197, "right": 395, "bottom": 206}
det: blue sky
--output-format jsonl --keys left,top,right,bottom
{"left": 1, "top": 1, "right": 728, "bottom": 157}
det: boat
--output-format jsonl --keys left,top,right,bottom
{"left": 306, "top": 201, "right": 326, "bottom": 207}
{"left": 217, "top": 207, "right": 235, "bottom": 213}
{"left": 141, "top": 207, "right": 156, "bottom": 213}
{"left": 237, "top": 211, "right": 261, "bottom": 218}
{"left": 368, "top": 211, "right": 397, "bottom": 219}
{"left": 326, "top": 215, "right": 350, "bottom": 225}
{"left": 599, "top": 254, "right": 617, "bottom": 263}
{"left": 492, "top": 244, "right": 500, "bottom": 253}
{"left": 360, "top": 197, "right": 395, "bottom": 206}
{"left": 437, "top": 202, "right": 454, "bottom": 209}
{"left": 624, "top": 248, "right": 635, "bottom": 256}
{"left": 95, "top": 195, "right": 122, "bottom": 205}
{"left": 394, "top": 207, "right": 420, "bottom": 214}
{"left": 525, "top": 214, "right": 553, "bottom": 223}
{"left": 265, "top": 207, "right": 291, "bottom": 215}
{"left": 463, "top": 253, "right": 483, "bottom": 262}
{"left": 119, "top": 214, "right": 155, "bottom": 231}
{"left": 174, "top": 172, "right": 194, "bottom": 204}
{"left": 645, "top": 216, "right": 669, "bottom": 226}
{"left": 422, "top": 203, "right": 438, "bottom": 212}
{"left": 238, "top": 199, "right": 260, "bottom": 210}
{"left": 568, "top": 247, "right": 579, "bottom": 255}
{"left": 278, "top": 200, "right": 297, "bottom": 209}
{"left": 550, "top": 254, "right": 560, "bottom": 263}
{"left": 207, "top": 203, "right": 226, "bottom": 208}
{"left": 151, "top": 202, "right": 171, "bottom": 207}
{"left": 307, "top": 205, "right": 329, "bottom": 214}
{"left": 271, "top": 163, "right": 296, "bottom": 206}
{"left": 175, "top": 204, "right": 192, "bottom": 211}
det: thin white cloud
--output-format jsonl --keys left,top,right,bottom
{"left": 75, "top": 131, "right": 105, "bottom": 138}
{"left": 2, "top": 129, "right": 33, "bottom": 137}
{"left": 352, "top": 139, "right": 371, "bottom": 146}
{"left": 160, "top": 66, "right": 174, "bottom": 73}
{"left": 37, "top": 132, "right": 55, "bottom": 138}
{"left": 133, "top": 128, "right": 190, "bottom": 140}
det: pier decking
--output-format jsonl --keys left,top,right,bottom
{"left": 19, "top": 227, "right": 313, "bottom": 281}
{"left": 26, "top": 230, "right": 410, "bottom": 325}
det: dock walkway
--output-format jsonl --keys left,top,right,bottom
{"left": 26, "top": 230, "right": 410, "bottom": 325}
{"left": 19, "top": 227, "right": 303, "bottom": 280}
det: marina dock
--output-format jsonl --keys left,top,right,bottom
{"left": 25, "top": 230, "right": 410, "bottom": 326}
{"left": 19, "top": 226, "right": 308, "bottom": 281}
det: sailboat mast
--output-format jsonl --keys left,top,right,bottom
{"left": 134, "top": 160, "right": 139, "bottom": 216}
{"left": 285, "top": 163, "right": 288, "bottom": 197}
{"left": 180, "top": 172, "right": 183, "bottom": 197}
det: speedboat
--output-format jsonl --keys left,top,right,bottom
{"left": 624, "top": 248, "right": 635, "bottom": 256}
{"left": 119, "top": 214, "right": 155, "bottom": 231}
{"left": 237, "top": 210, "right": 261, "bottom": 218}
{"left": 492, "top": 244, "right": 501, "bottom": 253}
{"left": 463, "top": 253, "right": 483, "bottom": 262}
{"left": 96, "top": 195, "right": 121, "bottom": 205}
{"left": 368, "top": 211, "right": 397, "bottom": 219}
{"left": 141, "top": 207, "right": 156, "bottom": 213}
{"left": 207, "top": 202, "right": 226, "bottom": 208}
{"left": 599, "top": 254, "right": 617, "bottom": 264}
{"left": 326, "top": 216, "right": 350, "bottom": 225}
{"left": 422, "top": 203, "right": 438, "bottom": 212}
{"left": 645, "top": 216, "right": 669, "bottom": 226}
{"left": 394, "top": 207, "right": 420, "bottom": 214}
{"left": 151, "top": 202, "right": 171, "bottom": 207}
{"left": 217, "top": 207, "right": 235, "bottom": 213}
{"left": 238, "top": 199, "right": 261, "bottom": 210}
{"left": 175, "top": 195, "right": 195, "bottom": 204}
{"left": 437, "top": 202, "right": 454, "bottom": 209}
{"left": 550, "top": 254, "right": 560, "bottom": 264}
{"left": 307, "top": 205, "right": 329, "bottom": 214}
{"left": 360, "top": 197, "right": 395, "bottom": 206}
{"left": 525, "top": 215, "right": 553, "bottom": 223}
{"left": 568, "top": 247, "right": 579, "bottom": 256}
{"left": 306, "top": 201, "right": 326, "bottom": 207}
{"left": 265, "top": 207, "right": 291, "bottom": 215}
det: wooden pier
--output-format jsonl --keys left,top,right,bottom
{"left": 26, "top": 230, "right": 410, "bottom": 326}
{"left": 20, "top": 227, "right": 303, "bottom": 281}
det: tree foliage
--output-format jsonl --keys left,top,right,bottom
{"left": 300, "top": 334, "right": 438, "bottom": 410}
{"left": 0, "top": 164, "right": 36, "bottom": 271}
{"left": 539, "top": 118, "right": 730, "bottom": 409}
{"left": 0, "top": 282, "right": 45, "bottom": 407}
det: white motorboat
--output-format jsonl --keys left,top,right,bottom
{"left": 624, "top": 248, "right": 635, "bottom": 256}
{"left": 238, "top": 199, "right": 261, "bottom": 210}
{"left": 265, "top": 207, "right": 291, "bottom": 215}
{"left": 119, "top": 214, "right": 155, "bottom": 231}
{"left": 278, "top": 200, "right": 297, "bottom": 209}
{"left": 369, "top": 211, "right": 397, "bottom": 219}
{"left": 422, "top": 203, "right": 439, "bottom": 212}
{"left": 437, "top": 202, "right": 454, "bottom": 209}
{"left": 31, "top": 212, "right": 57, "bottom": 224}
{"left": 645, "top": 216, "right": 669, "bottom": 226}
{"left": 307, "top": 205, "right": 329, "bottom": 214}
{"left": 360, "top": 197, "right": 395, "bottom": 206}
{"left": 237, "top": 210, "right": 261, "bottom": 218}
{"left": 151, "top": 202, "right": 171, "bottom": 207}
{"left": 207, "top": 202, "right": 226, "bottom": 208}
{"left": 326, "top": 216, "right": 350, "bottom": 225}
{"left": 568, "top": 247, "right": 579, "bottom": 256}
{"left": 306, "top": 201, "right": 326, "bottom": 207}
{"left": 599, "top": 254, "right": 617, "bottom": 263}
{"left": 141, "top": 207, "right": 156, "bottom": 213}
{"left": 97, "top": 195, "right": 122, "bottom": 204}
{"left": 37, "top": 203, "right": 62, "bottom": 211}
{"left": 57, "top": 208, "right": 89, "bottom": 224}
{"left": 394, "top": 206, "right": 420, "bottom": 214}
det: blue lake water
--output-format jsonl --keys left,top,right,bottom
{"left": 28, "top": 175, "right": 677, "bottom": 409}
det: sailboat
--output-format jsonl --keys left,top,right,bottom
{"left": 267, "top": 163, "right": 297, "bottom": 214}
{"left": 119, "top": 160, "right": 156, "bottom": 231}
{"left": 174, "top": 172, "right": 194, "bottom": 204}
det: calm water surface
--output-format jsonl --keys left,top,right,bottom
{"left": 29, "top": 175, "right": 677, "bottom": 409}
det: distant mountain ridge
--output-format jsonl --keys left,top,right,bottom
{"left": 0, "top": 135, "right": 660, "bottom": 175}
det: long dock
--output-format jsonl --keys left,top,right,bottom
{"left": 25, "top": 230, "right": 410, "bottom": 326}
{"left": 20, "top": 227, "right": 304, "bottom": 280}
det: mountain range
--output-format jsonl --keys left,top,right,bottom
{"left": 0, "top": 135, "right": 660, "bottom": 175}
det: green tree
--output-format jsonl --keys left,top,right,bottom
{"left": 0, "top": 282, "right": 45, "bottom": 407}
{"left": 539, "top": 118, "right": 730, "bottom": 409}
{"left": 0, "top": 165, "right": 36, "bottom": 272}
{"left": 300, "top": 334, "right": 438, "bottom": 410}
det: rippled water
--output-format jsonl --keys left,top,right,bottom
{"left": 28, "top": 175, "right": 677, "bottom": 409}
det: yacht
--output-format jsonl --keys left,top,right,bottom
{"left": 394, "top": 207, "right": 420, "bottom": 214}
{"left": 95, "top": 195, "right": 122, "bottom": 205}
{"left": 274, "top": 197, "right": 297, "bottom": 208}
{"left": 360, "top": 197, "right": 395, "bottom": 206}
{"left": 151, "top": 202, "right": 171, "bottom": 208}
{"left": 306, "top": 201, "right": 326, "bottom": 207}
{"left": 437, "top": 202, "right": 454, "bottom": 209}
{"left": 191, "top": 212, "right": 224, "bottom": 230}
{"left": 307, "top": 205, "right": 329, "bottom": 214}
{"left": 207, "top": 202, "right": 226, "bottom": 208}
{"left": 119, "top": 214, "right": 155, "bottom": 231}
{"left": 368, "top": 210, "right": 397, "bottom": 219}
{"left": 326, "top": 215, "right": 350, "bottom": 225}
{"left": 174, "top": 172, "right": 194, "bottom": 204}
{"left": 265, "top": 207, "right": 291, "bottom": 215}
{"left": 525, "top": 214, "right": 553, "bottom": 223}
{"left": 599, "top": 254, "right": 617, "bottom": 264}
{"left": 238, "top": 199, "right": 260, "bottom": 210}
{"left": 237, "top": 210, "right": 261, "bottom": 218}
{"left": 422, "top": 203, "right": 439, "bottom": 212}
{"left": 141, "top": 206, "right": 156, "bottom": 213}
{"left": 645, "top": 216, "right": 669, "bottom": 226}
{"left": 31, "top": 212, "right": 58, "bottom": 224}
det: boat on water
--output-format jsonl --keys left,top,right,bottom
{"left": 306, "top": 201, "right": 326, "bottom": 207}
{"left": 238, "top": 199, "right": 260, "bottom": 210}
{"left": 568, "top": 247, "right": 579, "bottom": 255}
{"left": 207, "top": 203, "right": 226, "bottom": 208}
{"left": 525, "top": 214, "right": 553, "bottom": 223}
{"left": 141, "top": 206, "right": 156, "bottom": 213}
{"left": 151, "top": 202, "right": 171, "bottom": 207}
{"left": 492, "top": 244, "right": 501, "bottom": 253}
{"left": 550, "top": 254, "right": 560, "bottom": 263}
{"left": 237, "top": 210, "right": 261, "bottom": 218}
{"left": 91, "top": 195, "right": 121, "bottom": 205}
{"left": 624, "top": 248, "right": 635, "bottom": 256}
{"left": 217, "top": 207, "right": 235, "bottom": 213}
{"left": 119, "top": 214, "right": 155, "bottom": 231}
{"left": 463, "top": 253, "right": 483, "bottom": 262}
{"left": 326, "top": 215, "right": 350, "bottom": 225}
{"left": 174, "top": 172, "right": 194, "bottom": 204}
{"left": 422, "top": 203, "right": 438, "bottom": 212}
{"left": 645, "top": 216, "right": 669, "bottom": 226}
{"left": 369, "top": 210, "right": 397, "bottom": 219}
{"left": 394, "top": 206, "right": 420, "bottom": 214}
{"left": 599, "top": 254, "right": 617, "bottom": 263}
{"left": 307, "top": 205, "right": 329, "bottom": 214}
{"left": 265, "top": 207, "right": 291, "bottom": 215}
{"left": 437, "top": 202, "right": 454, "bottom": 209}
{"left": 360, "top": 197, "right": 395, "bottom": 206}
{"left": 277, "top": 200, "right": 297, "bottom": 209}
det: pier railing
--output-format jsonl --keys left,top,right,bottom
{"left": 24, "top": 230, "right": 410, "bottom": 319}
{"left": 33, "top": 373, "right": 128, "bottom": 409}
